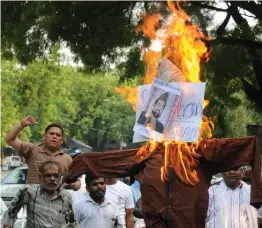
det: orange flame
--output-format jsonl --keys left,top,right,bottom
{"left": 115, "top": 87, "right": 137, "bottom": 112}
{"left": 135, "top": 13, "right": 160, "bottom": 40}
{"left": 119, "top": 1, "right": 214, "bottom": 185}
{"left": 143, "top": 50, "right": 162, "bottom": 84}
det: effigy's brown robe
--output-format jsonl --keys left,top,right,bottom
{"left": 64, "top": 136, "right": 262, "bottom": 228}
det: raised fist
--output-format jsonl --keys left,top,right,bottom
{"left": 21, "top": 116, "right": 38, "bottom": 126}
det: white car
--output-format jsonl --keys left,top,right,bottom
{"left": 1, "top": 166, "right": 28, "bottom": 207}
{"left": 1, "top": 166, "right": 28, "bottom": 228}
{"left": 5, "top": 156, "right": 22, "bottom": 169}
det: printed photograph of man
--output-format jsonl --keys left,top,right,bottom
{"left": 137, "top": 92, "right": 169, "bottom": 133}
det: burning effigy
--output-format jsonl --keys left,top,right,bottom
{"left": 64, "top": 1, "right": 262, "bottom": 227}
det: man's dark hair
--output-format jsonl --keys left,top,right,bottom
{"left": 85, "top": 174, "right": 104, "bottom": 186}
{"left": 45, "top": 123, "right": 64, "bottom": 136}
{"left": 39, "top": 160, "right": 62, "bottom": 175}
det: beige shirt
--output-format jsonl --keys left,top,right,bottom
{"left": 19, "top": 142, "right": 72, "bottom": 184}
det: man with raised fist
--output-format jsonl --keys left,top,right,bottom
{"left": 5, "top": 116, "right": 80, "bottom": 190}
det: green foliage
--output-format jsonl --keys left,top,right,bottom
{"left": 1, "top": 56, "right": 138, "bottom": 150}
{"left": 2, "top": 1, "right": 262, "bottom": 141}
{"left": 224, "top": 91, "right": 262, "bottom": 137}
{"left": 2, "top": 1, "right": 136, "bottom": 68}
{"left": 68, "top": 73, "right": 136, "bottom": 151}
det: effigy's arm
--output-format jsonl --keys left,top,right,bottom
{"left": 63, "top": 149, "right": 142, "bottom": 183}
{"left": 198, "top": 135, "right": 262, "bottom": 208}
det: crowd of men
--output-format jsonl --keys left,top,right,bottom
{"left": 0, "top": 116, "right": 261, "bottom": 228}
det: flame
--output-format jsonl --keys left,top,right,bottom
{"left": 143, "top": 50, "right": 162, "bottom": 84}
{"left": 135, "top": 0, "right": 209, "bottom": 84}
{"left": 203, "top": 99, "right": 209, "bottom": 109}
{"left": 135, "top": 13, "right": 160, "bottom": 40}
{"left": 115, "top": 87, "right": 137, "bottom": 111}
{"left": 119, "top": 1, "right": 214, "bottom": 185}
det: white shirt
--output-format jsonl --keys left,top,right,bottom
{"left": 206, "top": 180, "right": 257, "bottom": 228}
{"left": 106, "top": 180, "right": 134, "bottom": 228}
{"left": 70, "top": 175, "right": 86, "bottom": 202}
{"left": 79, "top": 175, "right": 86, "bottom": 193}
{"left": 73, "top": 192, "right": 119, "bottom": 228}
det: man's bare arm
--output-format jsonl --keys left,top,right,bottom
{"left": 5, "top": 123, "right": 26, "bottom": 152}
{"left": 63, "top": 179, "right": 81, "bottom": 191}
{"left": 125, "top": 208, "right": 134, "bottom": 228}
{"left": 5, "top": 116, "right": 37, "bottom": 152}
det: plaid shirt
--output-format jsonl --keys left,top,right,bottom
{"left": 1, "top": 185, "right": 78, "bottom": 228}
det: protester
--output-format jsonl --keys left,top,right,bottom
{"left": 130, "top": 179, "right": 146, "bottom": 228}
{"left": 130, "top": 179, "right": 141, "bottom": 207}
{"left": 256, "top": 171, "right": 262, "bottom": 228}
{"left": 2, "top": 161, "right": 77, "bottom": 228}
{"left": 206, "top": 167, "right": 257, "bottom": 227}
{"left": 105, "top": 178, "right": 134, "bottom": 228}
{"left": 73, "top": 175, "right": 119, "bottom": 228}
{"left": 5, "top": 116, "right": 80, "bottom": 190}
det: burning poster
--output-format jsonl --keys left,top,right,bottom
{"left": 133, "top": 78, "right": 183, "bottom": 142}
{"left": 133, "top": 82, "right": 206, "bottom": 143}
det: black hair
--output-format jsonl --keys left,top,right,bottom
{"left": 45, "top": 123, "right": 64, "bottom": 136}
{"left": 39, "top": 160, "right": 62, "bottom": 175}
{"left": 85, "top": 174, "right": 104, "bottom": 186}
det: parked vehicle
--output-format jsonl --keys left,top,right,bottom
{"left": 1, "top": 166, "right": 28, "bottom": 228}
{"left": 1, "top": 166, "right": 28, "bottom": 206}
{"left": 5, "top": 156, "right": 22, "bottom": 169}
{"left": 1, "top": 162, "right": 9, "bottom": 171}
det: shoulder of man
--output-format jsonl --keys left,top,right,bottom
{"left": 19, "top": 141, "right": 38, "bottom": 153}
{"left": 71, "top": 191, "right": 88, "bottom": 205}
{"left": 60, "top": 188, "right": 74, "bottom": 199}
{"left": 25, "top": 184, "right": 42, "bottom": 197}
{"left": 61, "top": 150, "right": 72, "bottom": 160}
{"left": 208, "top": 182, "right": 221, "bottom": 194}
{"left": 116, "top": 180, "right": 129, "bottom": 187}
{"left": 240, "top": 180, "right": 251, "bottom": 190}
{"left": 117, "top": 180, "right": 133, "bottom": 190}
{"left": 11, "top": 185, "right": 35, "bottom": 205}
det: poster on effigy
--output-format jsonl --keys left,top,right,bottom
{"left": 133, "top": 82, "right": 206, "bottom": 143}
{"left": 133, "top": 78, "right": 183, "bottom": 142}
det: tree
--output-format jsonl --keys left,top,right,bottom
{"left": 187, "top": 1, "right": 262, "bottom": 108}
{"left": 2, "top": 1, "right": 262, "bottom": 108}
{"left": 1, "top": 55, "right": 79, "bottom": 145}
{"left": 68, "top": 73, "right": 137, "bottom": 151}
{"left": 2, "top": 1, "right": 262, "bottom": 142}
{"left": 1, "top": 55, "right": 137, "bottom": 151}
{"left": 1, "top": 1, "right": 136, "bottom": 68}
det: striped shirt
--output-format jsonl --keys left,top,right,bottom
{"left": 1, "top": 185, "right": 78, "bottom": 228}
{"left": 19, "top": 142, "right": 72, "bottom": 184}
{"left": 206, "top": 180, "right": 257, "bottom": 228}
